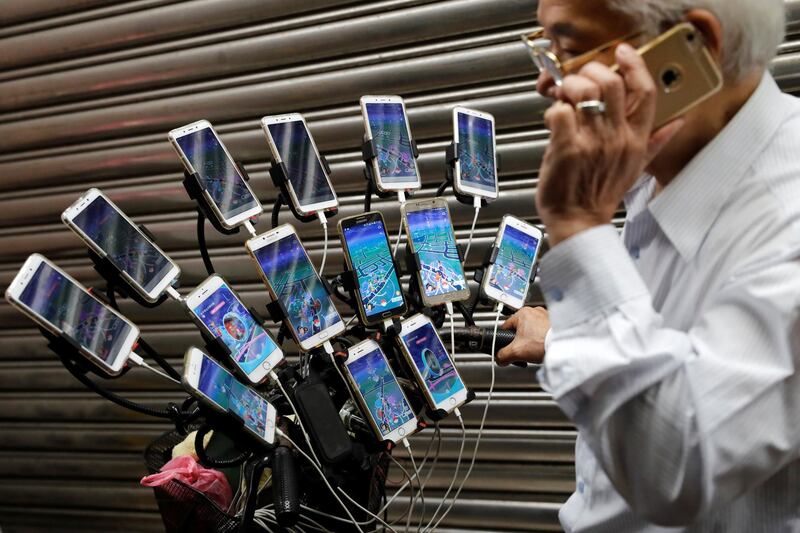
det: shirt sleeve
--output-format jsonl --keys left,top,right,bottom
{"left": 536, "top": 225, "right": 800, "bottom": 526}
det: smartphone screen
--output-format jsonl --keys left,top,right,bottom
{"left": 400, "top": 322, "right": 465, "bottom": 405}
{"left": 229, "top": 384, "right": 272, "bottom": 439}
{"left": 405, "top": 207, "right": 467, "bottom": 299}
{"left": 346, "top": 347, "right": 415, "bottom": 438}
{"left": 71, "top": 195, "right": 175, "bottom": 294}
{"left": 252, "top": 233, "right": 342, "bottom": 344}
{"left": 197, "top": 354, "right": 234, "bottom": 410}
{"left": 457, "top": 112, "right": 497, "bottom": 194}
{"left": 18, "top": 262, "right": 134, "bottom": 367}
{"left": 341, "top": 217, "right": 405, "bottom": 320}
{"left": 191, "top": 282, "right": 280, "bottom": 376}
{"left": 175, "top": 127, "right": 260, "bottom": 221}
{"left": 266, "top": 120, "right": 335, "bottom": 207}
{"left": 365, "top": 103, "right": 418, "bottom": 184}
{"left": 488, "top": 225, "right": 541, "bottom": 302}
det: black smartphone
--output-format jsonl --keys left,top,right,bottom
{"left": 338, "top": 212, "right": 408, "bottom": 326}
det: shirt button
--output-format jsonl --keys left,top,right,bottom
{"left": 629, "top": 245, "right": 641, "bottom": 259}
{"left": 548, "top": 288, "right": 564, "bottom": 302}
{"left": 578, "top": 480, "right": 585, "bottom": 493}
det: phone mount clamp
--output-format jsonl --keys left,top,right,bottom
{"left": 401, "top": 242, "right": 466, "bottom": 327}
{"left": 435, "top": 141, "right": 497, "bottom": 207}
{"left": 39, "top": 327, "right": 199, "bottom": 423}
{"left": 361, "top": 137, "right": 419, "bottom": 213}
{"left": 86, "top": 225, "right": 173, "bottom": 309}
{"left": 182, "top": 163, "right": 251, "bottom": 276}
{"left": 268, "top": 156, "right": 338, "bottom": 229}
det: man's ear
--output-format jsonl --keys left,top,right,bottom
{"left": 683, "top": 9, "right": 724, "bottom": 62}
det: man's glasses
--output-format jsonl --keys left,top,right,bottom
{"left": 521, "top": 28, "right": 642, "bottom": 86}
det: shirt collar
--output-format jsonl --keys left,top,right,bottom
{"left": 648, "top": 73, "right": 786, "bottom": 261}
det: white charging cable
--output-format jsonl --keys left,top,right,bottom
{"left": 318, "top": 211, "right": 329, "bottom": 277}
{"left": 445, "top": 301, "right": 456, "bottom": 363}
{"left": 462, "top": 196, "right": 482, "bottom": 265}
{"left": 165, "top": 285, "right": 183, "bottom": 302}
{"left": 424, "top": 302, "right": 504, "bottom": 531}
{"left": 243, "top": 219, "right": 258, "bottom": 238}
{"left": 400, "top": 437, "right": 424, "bottom": 532}
{"left": 421, "top": 408, "right": 465, "bottom": 531}
{"left": 128, "top": 352, "right": 181, "bottom": 385}
{"left": 392, "top": 191, "right": 407, "bottom": 258}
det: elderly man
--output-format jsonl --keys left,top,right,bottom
{"left": 497, "top": 0, "right": 800, "bottom": 531}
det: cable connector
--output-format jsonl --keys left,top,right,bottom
{"left": 165, "top": 285, "right": 183, "bottom": 302}
{"left": 322, "top": 340, "right": 334, "bottom": 356}
{"left": 243, "top": 219, "right": 257, "bottom": 238}
{"left": 462, "top": 197, "right": 482, "bottom": 264}
{"left": 128, "top": 351, "right": 181, "bottom": 385}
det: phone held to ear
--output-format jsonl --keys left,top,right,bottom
{"left": 631, "top": 22, "right": 723, "bottom": 129}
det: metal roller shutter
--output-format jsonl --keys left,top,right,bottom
{"left": 0, "top": 1, "right": 797, "bottom": 531}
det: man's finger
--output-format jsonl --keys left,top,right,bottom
{"left": 496, "top": 342, "right": 519, "bottom": 366}
{"left": 557, "top": 74, "right": 602, "bottom": 107}
{"left": 544, "top": 101, "right": 579, "bottom": 143}
{"left": 615, "top": 43, "right": 657, "bottom": 133}
{"left": 501, "top": 312, "right": 520, "bottom": 330}
{"left": 579, "top": 62, "right": 626, "bottom": 127}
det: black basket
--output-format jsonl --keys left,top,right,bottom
{"left": 144, "top": 425, "right": 240, "bottom": 533}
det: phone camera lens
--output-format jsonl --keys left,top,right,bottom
{"left": 687, "top": 32, "right": 696, "bottom": 42}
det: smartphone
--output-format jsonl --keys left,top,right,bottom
{"left": 246, "top": 224, "right": 345, "bottom": 351}
{"left": 185, "top": 275, "right": 284, "bottom": 384}
{"left": 61, "top": 188, "right": 181, "bottom": 303}
{"left": 635, "top": 23, "right": 723, "bottom": 129}
{"left": 261, "top": 113, "right": 338, "bottom": 216}
{"left": 360, "top": 95, "right": 421, "bottom": 193}
{"left": 401, "top": 198, "right": 470, "bottom": 307}
{"left": 167, "top": 120, "right": 262, "bottom": 230}
{"left": 344, "top": 339, "right": 418, "bottom": 443}
{"left": 183, "top": 347, "right": 277, "bottom": 444}
{"left": 5, "top": 254, "right": 139, "bottom": 376}
{"left": 481, "top": 216, "right": 543, "bottom": 310}
{"left": 338, "top": 212, "right": 407, "bottom": 326}
{"left": 396, "top": 314, "right": 468, "bottom": 413}
{"left": 452, "top": 107, "right": 498, "bottom": 200}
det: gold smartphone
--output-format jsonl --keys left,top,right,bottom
{"left": 634, "top": 23, "right": 723, "bottom": 129}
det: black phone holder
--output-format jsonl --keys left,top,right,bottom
{"left": 426, "top": 390, "right": 477, "bottom": 422}
{"left": 268, "top": 157, "right": 338, "bottom": 228}
{"left": 436, "top": 141, "right": 495, "bottom": 207}
{"left": 87, "top": 238, "right": 172, "bottom": 310}
{"left": 39, "top": 327, "right": 201, "bottom": 426}
{"left": 361, "top": 138, "right": 418, "bottom": 212}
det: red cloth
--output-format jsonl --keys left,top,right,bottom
{"left": 141, "top": 454, "right": 233, "bottom": 510}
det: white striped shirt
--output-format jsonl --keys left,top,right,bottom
{"left": 537, "top": 73, "right": 800, "bottom": 531}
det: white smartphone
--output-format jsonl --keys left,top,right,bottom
{"left": 167, "top": 119, "right": 262, "bottom": 230}
{"left": 5, "top": 254, "right": 139, "bottom": 376}
{"left": 360, "top": 95, "right": 422, "bottom": 193}
{"left": 245, "top": 224, "right": 345, "bottom": 351}
{"left": 401, "top": 198, "right": 471, "bottom": 307}
{"left": 61, "top": 188, "right": 181, "bottom": 303}
{"left": 183, "top": 347, "right": 277, "bottom": 445}
{"left": 481, "top": 215, "right": 543, "bottom": 310}
{"left": 261, "top": 113, "right": 338, "bottom": 216}
{"left": 344, "top": 339, "right": 418, "bottom": 443}
{"left": 396, "top": 314, "right": 468, "bottom": 413}
{"left": 185, "top": 275, "right": 284, "bottom": 384}
{"left": 452, "top": 107, "right": 498, "bottom": 200}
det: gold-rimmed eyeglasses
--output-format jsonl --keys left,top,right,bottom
{"left": 521, "top": 27, "right": 643, "bottom": 86}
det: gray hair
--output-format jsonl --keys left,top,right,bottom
{"left": 607, "top": 0, "right": 785, "bottom": 81}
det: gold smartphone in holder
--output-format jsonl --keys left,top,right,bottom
{"left": 633, "top": 23, "right": 723, "bottom": 129}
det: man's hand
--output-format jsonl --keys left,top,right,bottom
{"left": 537, "top": 43, "right": 685, "bottom": 246}
{"left": 496, "top": 307, "right": 550, "bottom": 366}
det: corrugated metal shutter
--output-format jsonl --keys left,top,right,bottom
{"left": 0, "top": 1, "right": 797, "bottom": 531}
